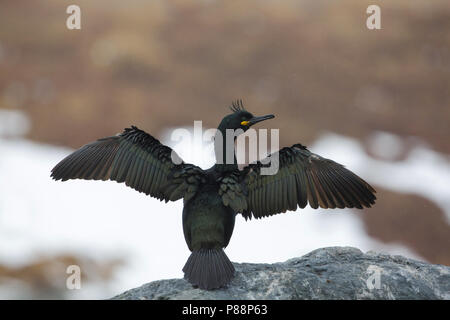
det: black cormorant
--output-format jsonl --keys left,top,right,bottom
{"left": 51, "top": 100, "right": 376, "bottom": 290}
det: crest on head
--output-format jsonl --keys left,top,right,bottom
{"left": 229, "top": 99, "right": 246, "bottom": 113}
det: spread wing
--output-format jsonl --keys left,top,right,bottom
{"left": 51, "top": 126, "right": 206, "bottom": 202}
{"left": 241, "top": 144, "right": 376, "bottom": 220}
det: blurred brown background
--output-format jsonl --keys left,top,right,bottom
{"left": 0, "top": 0, "right": 449, "bottom": 297}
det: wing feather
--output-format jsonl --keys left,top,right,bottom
{"left": 51, "top": 126, "right": 205, "bottom": 202}
{"left": 242, "top": 144, "right": 376, "bottom": 219}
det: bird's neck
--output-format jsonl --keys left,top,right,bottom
{"left": 214, "top": 126, "right": 238, "bottom": 172}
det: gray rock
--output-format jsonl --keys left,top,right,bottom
{"left": 112, "top": 247, "right": 450, "bottom": 300}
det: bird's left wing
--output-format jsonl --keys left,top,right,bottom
{"left": 241, "top": 144, "right": 376, "bottom": 220}
{"left": 51, "top": 126, "right": 206, "bottom": 202}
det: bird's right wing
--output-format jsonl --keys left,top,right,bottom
{"left": 241, "top": 144, "right": 376, "bottom": 220}
{"left": 51, "top": 126, "right": 206, "bottom": 202}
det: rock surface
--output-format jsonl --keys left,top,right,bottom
{"left": 112, "top": 247, "right": 450, "bottom": 300}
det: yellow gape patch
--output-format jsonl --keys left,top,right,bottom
{"left": 241, "top": 121, "right": 250, "bottom": 126}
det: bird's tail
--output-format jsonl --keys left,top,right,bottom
{"left": 182, "top": 248, "right": 235, "bottom": 290}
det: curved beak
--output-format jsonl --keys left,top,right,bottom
{"left": 249, "top": 114, "right": 275, "bottom": 126}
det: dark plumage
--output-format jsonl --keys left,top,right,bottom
{"left": 51, "top": 100, "right": 376, "bottom": 290}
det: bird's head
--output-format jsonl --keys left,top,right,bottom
{"left": 218, "top": 100, "right": 275, "bottom": 134}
